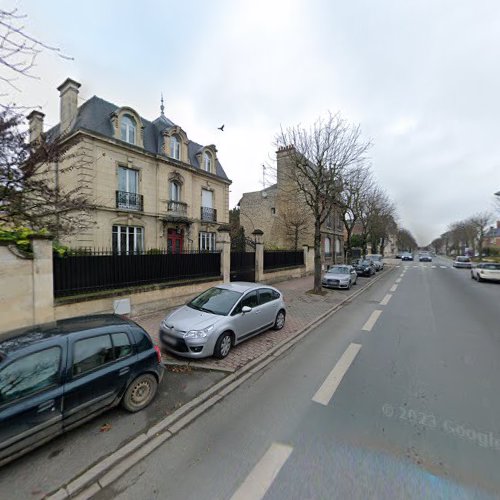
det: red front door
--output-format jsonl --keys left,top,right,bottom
{"left": 167, "top": 229, "right": 183, "bottom": 253}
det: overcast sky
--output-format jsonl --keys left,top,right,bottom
{"left": 4, "top": 0, "right": 500, "bottom": 245}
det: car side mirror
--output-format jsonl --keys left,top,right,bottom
{"left": 242, "top": 306, "right": 252, "bottom": 313}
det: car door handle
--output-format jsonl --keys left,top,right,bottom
{"left": 37, "top": 400, "right": 55, "bottom": 413}
{"left": 119, "top": 367, "right": 130, "bottom": 376}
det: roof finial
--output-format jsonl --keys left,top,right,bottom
{"left": 160, "top": 93, "right": 165, "bottom": 116}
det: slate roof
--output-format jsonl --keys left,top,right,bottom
{"left": 46, "top": 96, "right": 230, "bottom": 182}
{"left": 485, "top": 224, "right": 500, "bottom": 238}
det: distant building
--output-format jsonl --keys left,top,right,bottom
{"left": 483, "top": 221, "right": 500, "bottom": 249}
{"left": 27, "top": 78, "right": 231, "bottom": 252}
{"left": 239, "top": 146, "right": 344, "bottom": 266}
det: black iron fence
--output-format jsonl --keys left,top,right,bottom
{"left": 201, "top": 206, "right": 217, "bottom": 222}
{"left": 264, "top": 250, "right": 304, "bottom": 271}
{"left": 116, "top": 190, "right": 143, "bottom": 211}
{"left": 53, "top": 249, "right": 221, "bottom": 297}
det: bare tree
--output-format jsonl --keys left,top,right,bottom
{"left": 275, "top": 112, "right": 371, "bottom": 293}
{"left": 278, "top": 194, "right": 311, "bottom": 250}
{"left": 0, "top": 8, "right": 72, "bottom": 94}
{"left": 466, "top": 212, "right": 492, "bottom": 259}
{"left": 339, "top": 163, "right": 373, "bottom": 260}
{"left": 396, "top": 228, "right": 417, "bottom": 252}
{"left": 0, "top": 109, "right": 93, "bottom": 239}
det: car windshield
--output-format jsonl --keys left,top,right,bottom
{"left": 188, "top": 287, "right": 242, "bottom": 316}
{"left": 360, "top": 260, "right": 371, "bottom": 265}
{"left": 328, "top": 267, "right": 349, "bottom": 274}
{"left": 483, "top": 263, "right": 500, "bottom": 270}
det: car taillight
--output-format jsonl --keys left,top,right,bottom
{"left": 154, "top": 345, "right": 162, "bottom": 363}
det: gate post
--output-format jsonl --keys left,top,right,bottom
{"left": 31, "top": 235, "right": 55, "bottom": 325}
{"left": 217, "top": 225, "right": 231, "bottom": 283}
{"left": 253, "top": 229, "right": 264, "bottom": 282}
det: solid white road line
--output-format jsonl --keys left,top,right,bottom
{"left": 390, "top": 284, "right": 398, "bottom": 292}
{"left": 362, "top": 309, "right": 383, "bottom": 331}
{"left": 380, "top": 294, "right": 392, "bottom": 305}
{"left": 231, "top": 443, "right": 293, "bottom": 500}
{"left": 312, "top": 343, "right": 362, "bottom": 406}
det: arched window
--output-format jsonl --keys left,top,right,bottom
{"left": 170, "top": 135, "right": 180, "bottom": 160}
{"left": 325, "top": 237, "right": 331, "bottom": 255}
{"left": 203, "top": 151, "right": 212, "bottom": 172}
{"left": 170, "top": 181, "right": 181, "bottom": 201}
{"left": 120, "top": 115, "right": 136, "bottom": 144}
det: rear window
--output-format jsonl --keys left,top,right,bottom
{"left": 483, "top": 263, "right": 500, "bottom": 270}
{"left": 457, "top": 257, "right": 470, "bottom": 262}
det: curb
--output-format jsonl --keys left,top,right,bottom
{"left": 47, "top": 267, "right": 395, "bottom": 499}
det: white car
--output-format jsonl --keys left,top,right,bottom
{"left": 159, "top": 283, "right": 286, "bottom": 359}
{"left": 471, "top": 263, "right": 500, "bottom": 282}
{"left": 453, "top": 256, "right": 472, "bottom": 268}
{"left": 322, "top": 265, "right": 358, "bottom": 289}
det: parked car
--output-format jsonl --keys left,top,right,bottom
{"left": 322, "top": 265, "right": 358, "bottom": 289}
{"left": 471, "top": 262, "right": 500, "bottom": 282}
{"left": 419, "top": 252, "right": 432, "bottom": 262}
{"left": 354, "top": 259, "right": 376, "bottom": 277}
{"left": 453, "top": 256, "right": 472, "bottom": 269}
{"left": 160, "top": 283, "right": 286, "bottom": 360}
{"left": 366, "top": 254, "right": 384, "bottom": 271}
{"left": 401, "top": 252, "right": 414, "bottom": 261}
{"left": 0, "top": 315, "right": 164, "bottom": 467}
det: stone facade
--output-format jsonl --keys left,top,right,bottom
{"left": 29, "top": 78, "right": 231, "bottom": 252}
{"left": 239, "top": 146, "right": 344, "bottom": 266}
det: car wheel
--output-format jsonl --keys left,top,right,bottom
{"left": 273, "top": 310, "right": 286, "bottom": 330}
{"left": 347, "top": 280, "right": 352, "bottom": 290}
{"left": 477, "top": 274, "right": 483, "bottom": 282}
{"left": 121, "top": 374, "right": 158, "bottom": 413}
{"left": 214, "top": 332, "right": 232, "bottom": 359}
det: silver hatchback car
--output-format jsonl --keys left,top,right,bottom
{"left": 159, "top": 282, "right": 286, "bottom": 359}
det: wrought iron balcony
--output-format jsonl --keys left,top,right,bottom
{"left": 116, "top": 191, "right": 143, "bottom": 211}
{"left": 201, "top": 206, "right": 217, "bottom": 222}
{"left": 167, "top": 200, "right": 188, "bottom": 215}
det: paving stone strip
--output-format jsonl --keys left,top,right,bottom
{"left": 46, "top": 267, "right": 394, "bottom": 499}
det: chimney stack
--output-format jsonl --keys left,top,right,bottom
{"left": 26, "top": 110, "right": 45, "bottom": 143}
{"left": 57, "top": 78, "right": 81, "bottom": 133}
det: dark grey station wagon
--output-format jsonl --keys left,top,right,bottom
{"left": 0, "top": 315, "right": 164, "bottom": 467}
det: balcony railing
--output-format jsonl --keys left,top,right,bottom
{"left": 201, "top": 206, "right": 217, "bottom": 222}
{"left": 167, "top": 200, "right": 188, "bottom": 215}
{"left": 116, "top": 191, "right": 143, "bottom": 211}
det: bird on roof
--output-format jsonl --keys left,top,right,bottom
{"left": 218, "top": 124, "right": 224, "bottom": 131}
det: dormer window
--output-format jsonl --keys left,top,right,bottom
{"left": 203, "top": 152, "right": 212, "bottom": 172}
{"left": 170, "top": 135, "right": 180, "bottom": 160}
{"left": 121, "top": 114, "right": 136, "bottom": 144}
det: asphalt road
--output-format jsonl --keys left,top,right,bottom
{"left": 94, "top": 257, "right": 500, "bottom": 499}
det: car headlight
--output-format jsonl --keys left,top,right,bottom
{"left": 184, "top": 324, "right": 215, "bottom": 339}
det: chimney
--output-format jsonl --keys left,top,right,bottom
{"left": 57, "top": 78, "right": 81, "bottom": 133}
{"left": 26, "top": 110, "right": 45, "bottom": 143}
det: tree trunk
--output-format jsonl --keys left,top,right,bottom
{"left": 313, "top": 219, "right": 322, "bottom": 293}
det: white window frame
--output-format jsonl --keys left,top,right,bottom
{"left": 120, "top": 115, "right": 136, "bottom": 144}
{"left": 325, "top": 237, "right": 331, "bottom": 255}
{"left": 199, "top": 231, "right": 216, "bottom": 251}
{"left": 112, "top": 225, "right": 144, "bottom": 254}
{"left": 118, "top": 166, "right": 139, "bottom": 194}
{"left": 170, "top": 181, "right": 181, "bottom": 201}
{"left": 170, "top": 135, "right": 180, "bottom": 160}
{"left": 203, "top": 152, "right": 212, "bottom": 172}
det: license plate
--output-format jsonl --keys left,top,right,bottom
{"left": 164, "top": 336, "right": 177, "bottom": 346}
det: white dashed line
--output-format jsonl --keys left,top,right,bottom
{"left": 390, "top": 284, "right": 398, "bottom": 292}
{"left": 395, "top": 278, "right": 401, "bottom": 283}
{"left": 362, "top": 309, "right": 383, "bottom": 331}
{"left": 312, "top": 343, "right": 362, "bottom": 406}
{"left": 231, "top": 443, "right": 293, "bottom": 500}
{"left": 380, "top": 294, "right": 392, "bottom": 305}
{"left": 440, "top": 266, "right": 447, "bottom": 269}
{"left": 431, "top": 265, "right": 436, "bottom": 269}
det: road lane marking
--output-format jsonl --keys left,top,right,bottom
{"left": 413, "top": 265, "right": 418, "bottom": 268}
{"left": 395, "top": 278, "right": 401, "bottom": 283}
{"left": 231, "top": 443, "right": 293, "bottom": 500}
{"left": 312, "top": 343, "right": 362, "bottom": 406}
{"left": 432, "top": 265, "right": 436, "bottom": 268}
{"left": 440, "top": 265, "right": 447, "bottom": 269}
{"left": 380, "top": 294, "right": 392, "bottom": 305}
{"left": 362, "top": 309, "right": 383, "bottom": 331}
{"left": 390, "top": 284, "right": 398, "bottom": 292}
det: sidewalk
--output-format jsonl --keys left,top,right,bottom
{"left": 132, "top": 270, "right": 391, "bottom": 372}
